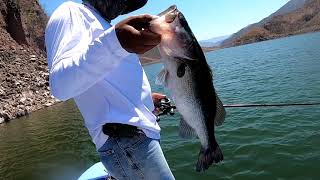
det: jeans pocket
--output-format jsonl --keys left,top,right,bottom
{"left": 130, "top": 133, "right": 149, "bottom": 150}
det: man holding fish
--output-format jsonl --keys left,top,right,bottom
{"left": 45, "top": 0, "right": 225, "bottom": 179}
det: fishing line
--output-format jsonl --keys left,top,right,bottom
{"left": 223, "top": 102, "right": 320, "bottom": 108}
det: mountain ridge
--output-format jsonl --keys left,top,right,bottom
{"left": 200, "top": 35, "right": 231, "bottom": 47}
{"left": 220, "top": 0, "right": 320, "bottom": 48}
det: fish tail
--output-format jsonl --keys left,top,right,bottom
{"left": 196, "top": 144, "right": 223, "bottom": 172}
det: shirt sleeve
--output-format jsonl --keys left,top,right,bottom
{"left": 45, "top": 4, "right": 130, "bottom": 101}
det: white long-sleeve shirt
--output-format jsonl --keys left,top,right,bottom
{"left": 45, "top": 1, "right": 160, "bottom": 149}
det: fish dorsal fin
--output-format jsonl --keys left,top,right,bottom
{"left": 215, "top": 94, "right": 226, "bottom": 126}
{"left": 156, "top": 67, "right": 169, "bottom": 86}
{"left": 179, "top": 117, "right": 197, "bottom": 139}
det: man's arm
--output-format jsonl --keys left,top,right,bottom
{"left": 46, "top": 5, "right": 160, "bottom": 101}
{"left": 46, "top": 5, "right": 130, "bottom": 101}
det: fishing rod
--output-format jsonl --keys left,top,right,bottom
{"left": 155, "top": 98, "right": 320, "bottom": 121}
{"left": 223, "top": 102, "right": 320, "bottom": 108}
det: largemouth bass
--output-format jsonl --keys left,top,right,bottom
{"left": 150, "top": 5, "right": 226, "bottom": 172}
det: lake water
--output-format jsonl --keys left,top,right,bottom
{"left": 1, "top": 32, "right": 320, "bottom": 180}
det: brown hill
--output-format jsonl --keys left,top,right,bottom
{"left": 221, "top": 0, "right": 320, "bottom": 47}
{"left": 0, "top": 0, "right": 56, "bottom": 123}
{"left": 0, "top": 0, "right": 48, "bottom": 50}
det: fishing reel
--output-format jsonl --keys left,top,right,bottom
{"left": 154, "top": 98, "right": 176, "bottom": 122}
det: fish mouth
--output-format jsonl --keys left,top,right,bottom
{"left": 165, "top": 10, "right": 179, "bottom": 23}
{"left": 149, "top": 5, "right": 193, "bottom": 57}
{"left": 157, "top": 5, "right": 177, "bottom": 16}
{"left": 149, "top": 5, "right": 180, "bottom": 34}
{"left": 158, "top": 5, "right": 180, "bottom": 24}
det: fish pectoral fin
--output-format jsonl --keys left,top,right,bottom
{"left": 156, "top": 67, "right": 169, "bottom": 86}
{"left": 215, "top": 94, "right": 226, "bottom": 126}
{"left": 179, "top": 117, "right": 197, "bottom": 139}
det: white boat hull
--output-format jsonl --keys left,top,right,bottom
{"left": 78, "top": 162, "right": 110, "bottom": 180}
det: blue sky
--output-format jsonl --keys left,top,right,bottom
{"left": 39, "top": 0, "right": 290, "bottom": 40}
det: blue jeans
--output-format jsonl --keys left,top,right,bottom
{"left": 98, "top": 133, "right": 175, "bottom": 180}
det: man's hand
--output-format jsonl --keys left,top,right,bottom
{"left": 115, "top": 14, "right": 161, "bottom": 54}
{"left": 152, "top": 92, "right": 166, "bottom": 105}
{"left": 152, "top": 92, "right": 166, "bottom": 115}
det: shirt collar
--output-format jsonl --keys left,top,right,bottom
{"left": 82, "top": 2, "right": 111, "bottom": 23}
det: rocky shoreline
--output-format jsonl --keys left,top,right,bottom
{"left": 0, "top": 0, "right": 55, "bottom": 124}
{"left": 0, "top": 45, "right": 59, "bottom": 124}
